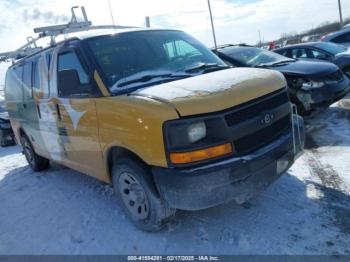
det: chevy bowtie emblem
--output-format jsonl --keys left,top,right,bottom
{"left": 261, "top": 113, "right": 274, "bottom": 125}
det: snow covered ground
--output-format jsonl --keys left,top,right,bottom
{"left": 0, "top": 96, "right": 349, "bottom": 255}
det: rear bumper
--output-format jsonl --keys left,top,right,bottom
{"left": 152, "top": 116, "right": 305, "bottom": 210}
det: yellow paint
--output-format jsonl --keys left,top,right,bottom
{"left": 7, "top": 63, "right": 287, "bottom": 184}
{"left": 96, "top": 95, "right": 179, "bottom": 171}
{"left": 94, "top": 71, "right": 110, "bottom": 97}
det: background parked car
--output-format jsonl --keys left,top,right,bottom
{"left": 274, "top": 42, "right": 350, "bottom": 78}
{"left": 282, "top": 38, "right": 301, "bottom": 47}
{"left": 0, "top": 101, "right": 15, "bottom": 147}
{"left": 321, "top": 27, "right": 350, "bottom": 47}
{"left": 301, "top": 34, "right": 322, "bottom": 43}
{"left": 214, "top": 45, "right": 350, "bottom": 115}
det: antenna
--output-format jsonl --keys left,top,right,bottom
{"left": 0, "top": 6, "right": 137, "bottom": 64}
{"left": 107, "top": 0, "right": 116, "bottom": 31}
{"left": 207, "top": 0, "right": 218, "bottom": 51}
{"left": 145, "top": 17, "right": 151, "bottom": 28}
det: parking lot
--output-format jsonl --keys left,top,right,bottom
{"left": 0, "top": 95, "right": 349, "bottom": 255}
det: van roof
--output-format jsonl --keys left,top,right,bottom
{"left": 68, "top": 28, "right": 180, "bottom": 40}
{"left": 7, "top": 28, "right": 181, "bottom": 68}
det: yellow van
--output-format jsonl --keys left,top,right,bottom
{"left": 4, "top": 29, "right": 304, "bottom": 231}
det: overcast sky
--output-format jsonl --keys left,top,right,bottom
{"left": 1, "top": 0, "right": 350, "bottom": 85}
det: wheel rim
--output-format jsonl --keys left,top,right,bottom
{"left": 23, "top": 139, "right": 35, "bottom": 166}
{"left": 118, "top": 172, "right": 149, "bottom": 220}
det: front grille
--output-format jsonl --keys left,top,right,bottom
{"left": 234, "top": 114, "right": 291, "bottom": 155}
{"left": 224, "top": 90, "right": 289, "bottom": 126}
{"left": 325, "top": 70, "right": 343, "bottom": 82}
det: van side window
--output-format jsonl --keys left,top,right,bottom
{"left": 23, "top": 62, "right": 33, "bottom": 99}
{"left": 58, "top": 52, "right": 89, "bottom": 84}
{"left": 4, "top": 67, "right": 23, "bottom": 101}
{"left": 46, "top": 53, "right": 51, "bottom": 69}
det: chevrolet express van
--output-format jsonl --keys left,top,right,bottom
{"left": 5, "top": 29, "right": 305, "bottom": 231}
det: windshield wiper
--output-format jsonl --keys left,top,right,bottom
{"left": 258, "top": 59, "right": 295, "bottom": 68}
{"left": 184, "top": 63, "right": 230, "bottom": 73}
{"left": 114, "top": 72, "right": 191, "bottom": 89}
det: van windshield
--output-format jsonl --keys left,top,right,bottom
{"left": 85, "top": 30, "right": 226, "bottom": 92}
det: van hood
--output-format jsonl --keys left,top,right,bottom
{"left": 132, "top": 68, "right": 286, "bottom": 116}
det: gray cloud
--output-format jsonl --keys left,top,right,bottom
{"left": 22, "top": 8, "right": 69, "bottom": 24}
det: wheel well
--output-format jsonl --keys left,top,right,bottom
{"left": 18, "top": 128, "right": 26, "bottom": 143}
{"left": 107, "top": 146, "right": 151, "bottom": 181}
{"left": 107, "top": 146, "right": 162, "bottom": 198}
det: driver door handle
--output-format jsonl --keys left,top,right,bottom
{"left": 56, "top": 104, "right": 62, "bottom": 121}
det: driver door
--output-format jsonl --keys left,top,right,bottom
{"left": 55, "top": 49, "right": 104, "bottom": 178}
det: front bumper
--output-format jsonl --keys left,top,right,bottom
{"left": 152, "top": 115, "right": 305, "bottom": 210}
{"left": 297, "top": 78, "right": 350, "bottom": 111}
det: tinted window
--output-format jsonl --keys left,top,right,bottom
{"left": 5, "top": 66, "right": 23, "bottom": 101}
{"left": 23, "top": 62, "right": 32, "bottom": 88}
{"left": 58, "top": 52, "right": 89, "bottom": 84}
{"left": 314, "top": 42, "right": 347, "bottom": 55}
{"left": 223, "top": 47, "right": 293, "bottom": 67}
{"left": 23, "top": 62, "right": 33, "bottom": 99}
{"left": 333, "top": 32, "right": 350, "bottom": 43}
{"left": 310, "top": 49, "right": 328, "bottom": 59}
{"left": 222, "top": 58, "right": 236, "bottom": 67}
{"left": 281, "top": 50, "right": 289, "bottom": 56}
{"left": 291, "top": 48, "right": 307, "bottom": 58}
{"left": 46, "top": 52, "right": 51, "bottom": 69}
{"left": 33, "top": 58, "right": 40, "bottom": 90}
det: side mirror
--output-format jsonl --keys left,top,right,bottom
{"left": 58, "top": 69, "right": 88, "bottom": 97}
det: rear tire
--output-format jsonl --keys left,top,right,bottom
{"left": 112, "top": 158, "right": 175, "bottom": 232}
{"left": 20, "top": 135, "right": 49, "bottom": 171}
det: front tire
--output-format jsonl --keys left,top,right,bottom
{"left": 112, "top": 158, "right": 175, "bottom": 232}
{"left": 20, "top": 135, "right": 49, "bottom": 171}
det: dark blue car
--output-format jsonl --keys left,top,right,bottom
{"left": 0, "top": 101, "right": 15, "bottom": 147}
{"left": 321, "top": 27, "right": 350, "bottom": 47}
{"left": 274, "top": 42, "right": 350, "bottom": 78}
{"left": 214, "top": 45, "right": 350, "bottom": 115}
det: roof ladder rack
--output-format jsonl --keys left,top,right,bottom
{"left": 0, "top": 6, "right": 137, "bottom": 64}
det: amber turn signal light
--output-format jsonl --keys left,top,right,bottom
{"left": 170, "top": 143, "right": 233, "bottom": 164}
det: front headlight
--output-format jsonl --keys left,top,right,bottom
{"left": 164, "top": 117, "right": 230, "bottom": 165}
{"left": 187, "top": 121, "right": 206, "bottom": 143}
{"left": 301, "top": 80, "right": 325, "bottom": 90}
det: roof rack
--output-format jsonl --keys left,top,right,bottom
{"left": 0, "top": 6, "right": 137, "bottom": 63}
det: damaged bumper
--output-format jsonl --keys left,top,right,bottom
{"left": 152, "top": 115, "right": 305, "bottom": 211}
{"left": 0, "top": 127, "right": 15, "bottom": 147}
{"left": 296, "top": 77, "right": 350, "bottom": 111}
